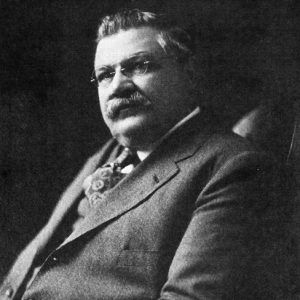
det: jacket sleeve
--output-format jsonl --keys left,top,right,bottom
{"left": 159, "top": 151, "right": 294, "bottom": 300}
{"left": 0, "top": 139, "right": 119, "bottom": 300}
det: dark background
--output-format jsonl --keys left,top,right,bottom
{"left": 0, "top": 0, "right": 298, "bottom": 280}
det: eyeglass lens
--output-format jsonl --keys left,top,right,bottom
{"left": 91, "top": 58, "right": 151, "bottom": 87}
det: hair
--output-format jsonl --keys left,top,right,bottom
{"left": 96, "top": 9, "right": 196, "bottom": 63}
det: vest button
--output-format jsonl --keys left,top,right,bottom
{"left": 5, "top": 287, "right": 13, "bottom": 297}
{"left": 52, "top": 256, "right": 58, "bottom": 262}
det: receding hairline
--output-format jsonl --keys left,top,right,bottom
{"left": 96, "top": 10, "right": 174, "bottom": 42}
{"left": 97, "top": 24, "right": 162, "bottom": 39}
{"left": 95, "top": 9, "right": 196, "bottom": 63}
{"left": 94, "top": 27, "right": 172, "bottom": 69}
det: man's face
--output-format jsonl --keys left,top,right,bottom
{"left": 94, "top": 26, "right": 194, "bottom": 150}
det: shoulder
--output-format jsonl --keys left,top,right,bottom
{"left": 186, "top": 128, "right": 268, "bottom": 171}
{"left": 203, "top": 130, "right": 263, "bottom": 157}
{"left": 175, "top": 111, "right": 273, "bottom": 171}
{"left": 189, "top": 130, "right": 294, "bottom": 199}
{"left": 198, "top": 130, "right": 279, "bottom": 171}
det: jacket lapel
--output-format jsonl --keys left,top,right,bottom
{"left": 59, "top": 154, "right": 178, "bottom": 247}
{"left": 59, "top": 113, "right": 215, "bottom": 248}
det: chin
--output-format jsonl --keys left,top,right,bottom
{"left": 109, "top": 116, "right": 158, "bottom": 149}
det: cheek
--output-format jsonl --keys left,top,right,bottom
{"left": 97, "top": 91, "right": 107, "bottom": 111}
{"left": 147, "top": 79, "right": 182, "bottom": 107}
{"left": 149, "top": 70, "right": 183, "bottom": 96}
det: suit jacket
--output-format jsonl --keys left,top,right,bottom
{"left": 0, "top": 114, "right": 295, "bottom": 299}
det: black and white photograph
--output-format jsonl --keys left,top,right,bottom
{"left": 0, "top": 0, "right": 299, "bottom": 299}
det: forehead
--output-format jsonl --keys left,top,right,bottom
{"left": 94, "top": 27, "right": 164, "bottom": 68}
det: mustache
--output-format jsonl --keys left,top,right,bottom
{"left": 106, "top": 91, "right": 151, "bottom": 119}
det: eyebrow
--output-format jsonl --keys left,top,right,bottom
{"left": 94, "top": 51, "right": 153, "bottom": 72}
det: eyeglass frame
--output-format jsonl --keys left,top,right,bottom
{"left": 90, "top": 55, "right": 177, "bottom": 88}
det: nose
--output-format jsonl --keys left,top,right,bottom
{"left": 108, "top": 67, "right": 134, "bottom": 98}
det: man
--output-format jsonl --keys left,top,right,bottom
{"left": 0, "top": 9, "right": 294, "bottom": 300}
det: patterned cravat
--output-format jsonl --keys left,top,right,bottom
{"left": 74, "top": 148, "right": 138, "bottom": 225}
{"left": 83, "top": 148, "right": 136, "bottom": 207}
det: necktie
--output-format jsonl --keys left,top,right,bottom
{"left": 75, "top": 148, "right": 138, "bottom": 225}
{"left": 83, "top": 148, "right": 136, "bottom": 207}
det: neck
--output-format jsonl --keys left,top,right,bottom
{"left": 116, "top": 106, "right": 200, "bottom": 152}
{"left": 132, "top": 106, "right": 201, "bottom": 161}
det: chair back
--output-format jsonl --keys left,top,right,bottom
{"left": 233, "top": 100, "right": 299, "bottom": 297}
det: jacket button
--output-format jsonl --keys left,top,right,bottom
{"left": 5, "top": 287, "right": 13, "bottom": 297}
{"left": 52, "top": 256, "right": 58, "bottom": 262}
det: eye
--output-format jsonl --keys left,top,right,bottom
{"left": 133, "top": 60, "right": 149, "bottom": 74}
{"left": 123, "top": 59, "right": 151, "bottom": 76}
{"left": 96, "top": 69, "right": 115, "bottom": 83}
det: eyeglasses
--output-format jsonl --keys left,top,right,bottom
{"left": 90, "top": 56, "right": 173, "bottom": 88}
